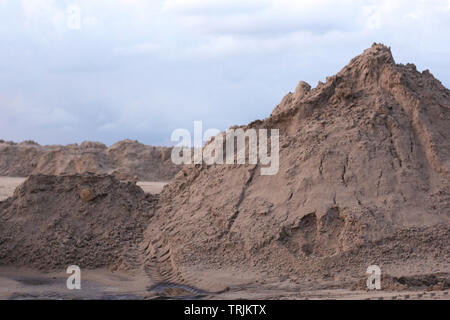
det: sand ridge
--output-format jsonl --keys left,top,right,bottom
{"left": 0, "top": 139, "right": 180, "bottom": 181}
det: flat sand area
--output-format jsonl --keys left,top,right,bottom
{"left": 0, "top": 177, "right": 26, "bottom": 201}
{"left": 0, "top": 266, "right": 448, "bottom": 300}
{"left": 136, "top": 181, "right": 168, "bottom": 194}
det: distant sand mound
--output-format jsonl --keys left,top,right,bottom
{"left": 0, "top": 174, "right": 157, "bottom": 270}
{"left": 142, "top": 44, "right": 450, "bottom": 289}
{"left": 0, "top": 139, "right": 180, "bottom": 181}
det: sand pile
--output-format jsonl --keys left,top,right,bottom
{"left": 0, "top": 173, "right": 157, "bottom": 270}
{"left": 142, "top": 44, "right": 450, "bottom": 288}
{"left": 0, "top": 139, "right": 179, "bottom": 181}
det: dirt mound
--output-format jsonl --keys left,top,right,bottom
{"left": 142, "top": 44, "right": 450, "bottom": 289}
{"left": 0, "top": 139, "right": 179, "bottom": 181}
{"left": 0, "top": 174, "right": 157, "bottom": 270}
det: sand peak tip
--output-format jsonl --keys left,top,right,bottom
{"left": 358, "top": 42, "right": 395, "bottom": 65}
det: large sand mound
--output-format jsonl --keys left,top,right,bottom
{"left": 0, "top": 139, "right": 180, "bottom": 181}
{"left": 0, "top": 174, "right": 158, "bottom": 270}
{"left": 142, "top": 44, "right": 450, "bottom": 289}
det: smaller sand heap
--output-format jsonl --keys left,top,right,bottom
{"left": 0, "top": 173, "right": 158, "bottom": 270}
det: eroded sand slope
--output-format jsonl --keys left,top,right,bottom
{"left": 142, "top": 44, "right": 449, "bottom": 291}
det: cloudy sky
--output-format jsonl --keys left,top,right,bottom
{"left": 1, "top": 0, "right": 449, "bottom": 146}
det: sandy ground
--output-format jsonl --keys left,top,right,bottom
{"left": 0, "top": 267, "right": 448, "bottom": 300}
{"left": 0, "top": 267, "right": 148, "bottom": 300}
{"left": 0, "top": 177, "right": 167, "bottom": 201}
